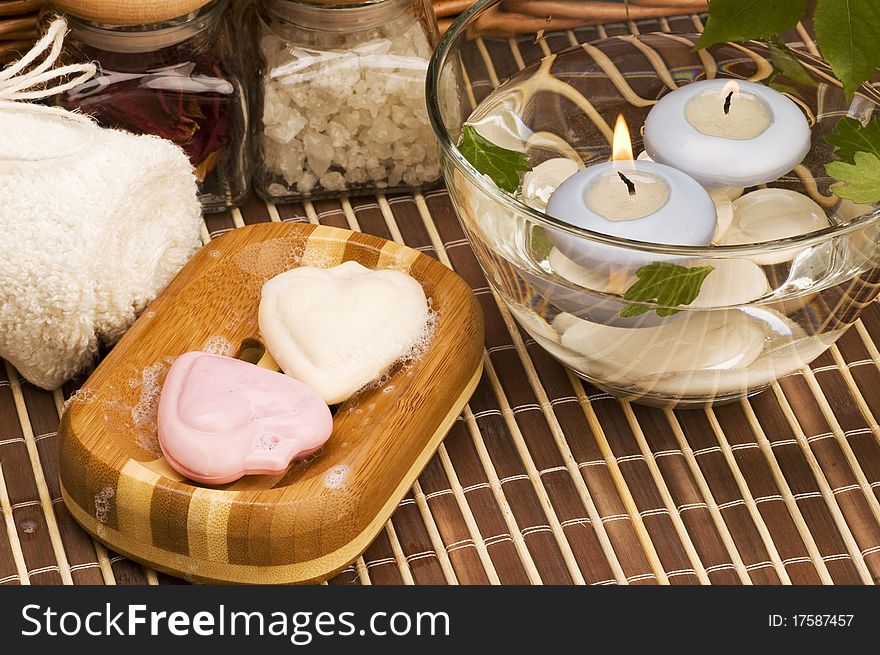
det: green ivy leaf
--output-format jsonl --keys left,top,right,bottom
{"left": 827, "top": 151, "right": 880, "bottom": 203}
{"left": 620, "top": 263, "right": 714, "bottom": 318}
{"left": 459, "top": 125, "right": 532, "bottom": 192}
{"left": 814, "top": 0, "right": 880, "bottom": 98}
{"left": 695, "top": 0, "right": 808, "bottom": 50}
{"left": 825, "top": 116, "right": 880, "bottom": 165}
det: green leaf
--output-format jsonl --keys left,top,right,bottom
{"left": 459, "top": 125, "right": 532, "bottom": 192}
{"left": 827, "top": 151, "right": 880, "bottom": 203}
{"left": 619, "top": 303, "right": 653, "bottom": 318}
{"left": 814, "top": 0, "right": 880, "bottom": 98}
{"left": 767, "top": 39, "right": 817, "bottom": 96}
{"left": 695, "top": 0, "right": 808, "bottom": 50}
{"left": 825, "top": 116, "right": 880, "bottom": 165}
{"left": 531, "top": 226, "right": 553, "bottom": 261}
{"left": 621, "top": 263, "right": 714, "bottom": 318}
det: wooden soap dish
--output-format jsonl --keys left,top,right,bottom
{"left": 59, "top": 222, "right": 484, "bottom": 584}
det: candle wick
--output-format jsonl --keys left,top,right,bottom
{"left": 723, "top": 90, "right": 733, "bottom": 115}
{"left": 618, "top": 171, "right": 636, "bottom": 196}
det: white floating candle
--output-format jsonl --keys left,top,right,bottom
{"left": 546, "top": 115, "right": 717, "bottom": 272}
{"left": 643, "top": 79, "right": 811, "bottom": 188}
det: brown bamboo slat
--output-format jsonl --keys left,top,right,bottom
{"left": 2, "top": 7, "right": 880, "bottom": 585}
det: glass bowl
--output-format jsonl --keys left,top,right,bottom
{"left": 426, "top": 0, "right": 880, "bottom": 407}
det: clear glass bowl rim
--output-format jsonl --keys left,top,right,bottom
{"left": 425, "top": 0, "right": 880, "bottom": 259}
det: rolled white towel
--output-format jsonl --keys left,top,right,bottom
{"left": 0, "top": 105, "right": 202, "bottom": 389}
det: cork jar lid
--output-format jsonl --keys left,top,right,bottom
{"left": 50, "top": 0, "right": 214, "bottom": 25}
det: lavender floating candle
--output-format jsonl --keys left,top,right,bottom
{"left": 643, "top": 79, "right": 811, "bottom": 188}
{"left": 545, "top": 115, "right": 717, "bottom": 273}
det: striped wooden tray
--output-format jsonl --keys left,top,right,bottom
{"left": 3, "top": 8, "right": 880, "bottom": 586}
{"left": 58, "top": 222, "right": 483, "bottom": 584}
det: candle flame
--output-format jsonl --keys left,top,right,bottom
{"left": 721, "top": 79, "right": 740, "bottom": 96}
{"left": 611, "top": 114, "right": 634, "bottom": 168}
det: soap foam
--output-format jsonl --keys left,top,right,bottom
{"left": 128, "top": 362, "right": 170, "bottom": 455}
{"left": 202, "top": 336, "right": 233, "bottom": 357}
{"left": 355, "top": 303, "right": 438, "bottom": 396}
{"left": 296, "top": 250, "right": 339, "bottom": 270}
{"left": 324, "top": 465, "right": 350, "bottom": 489}
{"left": 94, "top": 486, "right": 115, "bottom": 524}
{"left": 60, "top": 388, "right": 97, "bottom": 414}
{"left": 130, "top": 363, "right": 164, "bottom": 429}
{"left": 254, "top": 433, "right": 280, "bottom": 452}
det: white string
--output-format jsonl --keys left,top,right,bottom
{"left": 0, "top": 18, "right": 97, "bottom": 101}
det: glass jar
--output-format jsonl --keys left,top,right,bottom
{"left": 248, "top": 0, "right": 441, "bottom": 200}
{"left": 56, "top": 0, "right": 250, "bottom": 212}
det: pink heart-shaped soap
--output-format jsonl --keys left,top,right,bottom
{"left": 157, "top": 351, "right": 333, "bottom": 485}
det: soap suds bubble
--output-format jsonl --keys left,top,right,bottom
{"left": 324, "top": 465, "right": 350, "bottom": 489}
{"left": 354, "top": 302, "right": 438, "bottom": 397}
{"left": 402, "top": 302, "right": 438, "bottom": 367}
{"left": 202, "top": 336, "right": 232, "bottom": 357}
{"left": 235, "top": 237, "right": 306, "bottom": 280}
{"left": 296, "top": 250, "right": 338, "bottom": 269}
{"left": 131, "top": 363, "right": 164, "bottom": 428}
{"left": 254, "top": 434, "right": 280, "bottom": 452}
{"left": 128, "top": 362, "right": 169, "bottom": 455}
{"left": 94, "top": 487, "right": 115, "bottom": 524}
{"left": 61, "top": 388, "right": 97, "bottom": 414}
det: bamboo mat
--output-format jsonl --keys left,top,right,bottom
{"left": 4, "top": 10, "right": 880, "bottom": 586}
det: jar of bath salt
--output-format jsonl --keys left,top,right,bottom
{"left": 51, "top": 0, "right": 250, "bottom": 212}
{"left": 248, "top": 0, "right": 441, "bottom": 200}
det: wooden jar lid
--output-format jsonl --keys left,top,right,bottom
{"left": 50, "top": 0, "right": 214, "bottom": 25}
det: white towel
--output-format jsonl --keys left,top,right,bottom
{"left": 0, "top": 20, "right": 202, "bottom": 389}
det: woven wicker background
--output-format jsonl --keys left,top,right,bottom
{"left": 0, "top": 0, "right": 42, "bottom": 64}
{"left": 4, "top": 3, "right": 880, "bottom": 586}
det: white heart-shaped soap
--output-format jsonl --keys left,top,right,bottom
{"left": 259, "top": 261, "right": 429, "bottom": 404}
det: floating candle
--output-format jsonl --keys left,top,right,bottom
{"left": 643, "top": 80, "right": 811, "bottom": 187}
{"left": 157, "top": 352, "right": 333, "bottom": 485}
{"left": 259, "top": 261, "right": 429, "bottom": 404}
{"left": 546, "top": 115, "right": 716, "bottom": 272}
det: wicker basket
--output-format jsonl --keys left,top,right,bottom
{"left": 0, "top": 1, "right": 707, "bottom": 63}
{"left": 0, "top": 0, "right": 42, "bottom": 63}
{"left": 432, "top": 0, "right": 707, "bottom": 34}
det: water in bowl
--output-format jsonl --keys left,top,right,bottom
{"left": 450, "top": 36, "right": 880, "bottom": 406}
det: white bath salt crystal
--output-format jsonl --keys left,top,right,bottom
{"left": 319, "top": 171, "right": 347, "bottom": 191}
{"left": 260, "top": 10, "right": 439, "bottom": 196}
{"left": 297, "top": 172, "right": 318, "bottom": 194}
